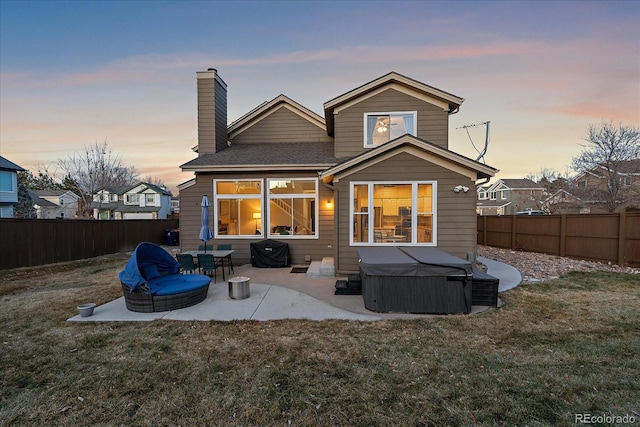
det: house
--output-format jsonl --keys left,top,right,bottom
{"left": 568, "top": 159, "right": 640, "bottom": 212}
{"left": 476, "top": 178, "right": 546, "bottom": 216}
{"left": 0, "top": 156, "right": 25, "bottom": 218}
{"left": 170, "top": 196, "right": 180, "bottom": 215}
{"left": 90, "top": 182, "right": 173, "bottom": 219}
{"left": 29, "top": 189, "right": 80, "bottom": 219}
{"left": 179, "top": 69, "right": 497, "bottom": 273}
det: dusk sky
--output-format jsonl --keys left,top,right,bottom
{"left": 1, "top": 0, "right": 638, "bottom": 195}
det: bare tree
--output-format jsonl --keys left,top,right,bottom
{"left": 58, "top": 140, "right": 138, "bottom": 217}
{"left": 571, "top": 121, "right": 640, "bottom": 212}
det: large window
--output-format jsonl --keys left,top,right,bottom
{"left": 267, "top": 178, "right": 317, "bottom": 238}
{"left": 364, "top": 111, "right": 417, "bottom": 147}
{"left": 214, "top": 179, "right": 263, "bottom": 237}
{"left": 351, "top": 181, "right": 435, "bottom": 245}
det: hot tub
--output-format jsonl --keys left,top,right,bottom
{"left": 358, "top": 247, "right": 473, "bottom": 314}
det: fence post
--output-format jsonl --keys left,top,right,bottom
{"left": 560, "top": 215, "right": 566, "bottom": 257}
{"left": 618, "top": 211, "right": 626, "bottom": 267}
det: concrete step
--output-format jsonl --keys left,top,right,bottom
{"left": 306, "top": 257, "right": 335, "bottom": 278}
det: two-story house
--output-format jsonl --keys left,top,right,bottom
{"left": 179, "top": 70, "right": 498, "bottom": 273}
{"left": 564, "top": 159, "right": 640, "bottom": 213}
{"left": 476, "top": 178, "right": 546, "bottom": 216}
{"left": 91, "top": 182, "right": 172, "bottom": 219}
{"left": 29, "top": 190, "right": 80, "bottom": 219}
{"left": 0, "top": 156, "right": 25, "bottom": 218}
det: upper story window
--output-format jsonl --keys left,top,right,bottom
{"left": 125, "top": 194, "right": 139, "bottom": 204}
{"left": 0, "top": 171, "right": 13, "bottom": 192}
{"left": 145, "top": 194, "right": 155, "bottom": 205}
{"left": 364, "top": 112, "right": 417, "bottom": 147}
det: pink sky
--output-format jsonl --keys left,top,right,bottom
{"left": 1, "top": 1, "right": 638, "bottom": 194}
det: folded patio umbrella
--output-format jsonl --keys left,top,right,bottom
{"left": 199, "top": 195, "right": 214, "bottom": 252}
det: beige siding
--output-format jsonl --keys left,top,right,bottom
{"left": 333, "top": 88, "right": 449, "bottom": 158}
{"left": 197, "top": 77, "right": 216, "bottom": 155}
{"left": 214, "top": 78, "right": 228, "bottom": 153}
{"left": 231, "top": 107, "right": 332, "bottom": 144}
{"left": 179, "top": 171, "right": 335, "bottom": 266}
{"left": 333, "top": 151, "right": 477, "bottom": 273}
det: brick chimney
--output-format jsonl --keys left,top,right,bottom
{"left": 196, "top": 68, "right": 228, "bottom": 155}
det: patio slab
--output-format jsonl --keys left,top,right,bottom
{"left": 67, "top": 257, "right": 521, "bottom": 323}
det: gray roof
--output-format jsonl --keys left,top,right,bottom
{"left": 181, "top": 142, "right": 339, "bottom": 169}
{"left": 499, "top": 178, "right": 545, "bottom": 189}
{"left": 0, "top": 156, "right": 25, "bottom": 171}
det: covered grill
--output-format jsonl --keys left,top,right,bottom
{"left": 250, "top": 239, "right": 291, "bottom": 268}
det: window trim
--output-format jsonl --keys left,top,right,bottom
{"left": 349, "top": 180, "right": 437, "bottom": 246}
{"left": 363, "top": 111, "right": 417, "bottom": 148}
{"left": 266, "top": 177, "right": 319, "bottom": 239}
{"left": 213, "top": 179, "right": 264, "bottom": 239}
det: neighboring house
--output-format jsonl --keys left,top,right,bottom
{"left": 170, "top": 196, "right": 180, "bottom": 215}
{"left": 0, "top": 156, "right": 25, "bottom": 218}
{"left": 179, "top": 70, "right": 497, "bottom": 273}
{"left": 29, "top": 190, "right": 80, "bottom": 219}
{"left": 476, "top": 178, "right": 546, "bottom": 216}
{"left": 90, "top": 182, "right": 173, "bottom": 219}
{"left": 569, "top": 159, "right": 640, "bottom": 212}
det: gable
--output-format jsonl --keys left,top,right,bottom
{"left": 230, "top": 105, "right": 331, "bottom": 144}
{"left": 320, "top": 134, "right": 497, "bottom": 184}
{"left": 324, "top": 71, "right": 463, "bottom": 136}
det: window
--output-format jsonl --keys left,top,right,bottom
{"left": 364, "top": 112, "right": 416, "bottom": 147}
{"left": 490, "top": 191, "right": 497, "bottom": 200}
{"left": 145, "top": 194, "right": 155, "bottom": 205}
{"left": 0, "top": 171, "right": 13, "bottom": 192}
{"left": 125, "top": 194, "right": 139, "bottom": 204}
{"left": 351, "top": 181, "right": 436, "bottom": 245}
{"left": 214, "top": 179, "right": 263, "bottom": 237}
{"left": 267, "top": 178, "right": 317, "bottom": 238}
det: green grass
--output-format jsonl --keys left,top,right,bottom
{"left": 1, "top": 257, "right": 638, "bottom": 426}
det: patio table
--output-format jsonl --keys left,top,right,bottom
{"left": 181, "top": 250, "right": 234, "bottom": 280}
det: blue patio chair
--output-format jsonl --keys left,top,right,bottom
{"left": 176, "top": 253, "right": 198, "bottom": 274}
{"left": 197, "top": 253, "right": 218, "bottom": 282}
{"left": 198, "top": 244, "right": 214, "bottom": 251}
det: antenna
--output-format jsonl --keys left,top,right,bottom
{"left": 457, "top": 121, "right": 490, "bottom": 163}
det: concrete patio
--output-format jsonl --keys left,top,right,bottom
{"left": 67, "top": 256, "right": 521, "bottom": 322}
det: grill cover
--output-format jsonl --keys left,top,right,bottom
{"left": 250, "top": 239, "right": 290, "bottom": 268}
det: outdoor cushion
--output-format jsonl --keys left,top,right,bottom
{"left": 141, "top": 264, "right": 161, "bottom": 280}
{"left": 147, "top": 274, "right": 211, "bottom": 296}
{"left": 119, "top": 242, "right": 181, "bottom": 291}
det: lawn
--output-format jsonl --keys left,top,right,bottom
{"left": 1, "top": 254, "right": 638, "bottom": 426}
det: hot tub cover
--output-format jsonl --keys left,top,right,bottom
{"left": 358, "top": 247, "right": 471, "bottom": 277}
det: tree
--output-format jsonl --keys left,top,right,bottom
{"left": 57, "top": 140, "right": 138, "bottom": 217}
{"left": 14, "top": 179, "right": 37, "bottom": 218}
{"left": 571, "top": 121, "right": 640, "bottom": 212}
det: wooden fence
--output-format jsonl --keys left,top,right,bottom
{"left": 477, "top": 212, "right": 640, "bottom": 267}
{"left": 0, "top": 218, "right": 179, "bottom": 270}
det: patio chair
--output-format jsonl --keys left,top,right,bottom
{"left": 216, "top": 244, "right": 234, "bottom": 275}
{"left": 197, "top": 253, "right": 218, "bottom": 282}
{"left": 198, "top": 244, "right": 213, "bottom": 251}
{"left": 176, "top": 253, "right": 198, "bottom": 274}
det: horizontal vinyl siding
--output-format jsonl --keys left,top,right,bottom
{"left": 214, "top": 78, "right": 228, "bottom": 153}
{"left": 231, "top": 107, "right": 332, "bottom": 144}
{"left": 334, "top": 88, "right": 449, "bottom": 158}
{"left": 197, "top": 77, "right": 216, "bottom": 154}
{"left": 334, "top": 152, "right": 476, "bottom": 273}
{"left": 180, "top": 171, "right": 335, "bottom": 266}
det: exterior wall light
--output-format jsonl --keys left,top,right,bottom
{"left": 454, "top": 185, "right": 470, "bottom": 193}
